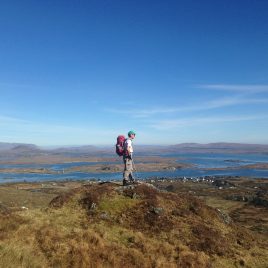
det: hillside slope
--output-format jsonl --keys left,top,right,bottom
{"left": 0, "top": 183, "right": 267, "bottom": 267}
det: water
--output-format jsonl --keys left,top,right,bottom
{"left": 0, "top": 161, "right": 120, "bottom": 170}
{"left": 1, "top": 153, "right": 268, "bottom": 183}
{"left": 163, "top": 153, "right": 268, "bottom": 168}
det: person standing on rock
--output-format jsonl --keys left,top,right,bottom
{"left": 123, "top": 130, "right": 136, "bottom": 186}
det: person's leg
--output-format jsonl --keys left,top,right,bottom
{"left": 123, "top": 157, "right": 133, "bottom": 185}
{"left": 128, "top": 159, "right": 134, "bottom": 181}
{"left": 123, "top": 157, "right": 129, "bottom": 184}
{"left": 127, "top": 158, "right": 134, "bottom": 183}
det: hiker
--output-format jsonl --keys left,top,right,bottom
{"left": 123, "top": 130, "right": 136, "bottom": 186}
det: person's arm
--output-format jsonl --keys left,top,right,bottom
{"left": 126, "top": 140, "right": 132, "bottom": 159}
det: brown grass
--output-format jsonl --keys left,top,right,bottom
{"left": 0, "top": 183, "right": 267, "bottom": 268}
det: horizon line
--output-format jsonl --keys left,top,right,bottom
{"left": 1, "top": 141, "right": 268, "bottom": 148}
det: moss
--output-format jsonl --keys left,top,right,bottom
{"left": 97, "top": 195, "right": 141, "bottom": 216}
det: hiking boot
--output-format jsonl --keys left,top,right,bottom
{"left": 123, "top": 179, "right": 132, "bottom": 186}
{"left": 130, "top": 178, "right": 139, "bottom": 184}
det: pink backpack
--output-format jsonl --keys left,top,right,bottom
{"left": 115, "top": 135, "right": 126, "bottom": 156}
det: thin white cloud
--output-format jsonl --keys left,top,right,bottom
{"left": 1, "top": 119, "right": 118, "bottom": 144}
{"left": 0, "top": 115, "right": 28, "bottom": 123}
{"left": 206, "top": 96, "right": 268, "bottom": 107}
{"left": 150, "top": 115, "right": 268, "bottom": 130}
{"left": 0, "top": 82, "right": 40, "bottom": 90}
{"left": 0, "top": 115, "right": 76, "bottom": 133}
{"left": 107, "top": 107, "right": 182, "bottom": 118}
{"left": 107, "top": 96, "right": 268, "bottom": 118}
{"left": 199, "top": 84, "right": 268, "bottom": 93}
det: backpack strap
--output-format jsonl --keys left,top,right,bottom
{"left": 124, "top": 138, "right": 130, "bottom": 156}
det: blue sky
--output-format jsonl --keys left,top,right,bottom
{"left": 0, "top": 0, "right": 268, "bottom": 146}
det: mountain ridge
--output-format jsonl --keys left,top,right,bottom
{"left": 1, "top": 142, "right": 268, "bottom": 157}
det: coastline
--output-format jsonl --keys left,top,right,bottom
{"left": 1, "top": 153, "right": 268, "bottom": 184}
{"left": 204, "top": 163, "right": 268, "bottom": 171}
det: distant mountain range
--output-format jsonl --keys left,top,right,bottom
{"left": 0, "top": 142, "right": 40, "bottom": 152}
{"left": 0, "top": 142, "right": 268, "bottom": 160}
{"left": 163, "top": 142, "right": 268, "bottom": 154}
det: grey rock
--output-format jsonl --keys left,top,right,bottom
{"left": 217, "top": 209, "right": 232, "bottom": 224}
{"left": 90, "top": 202, "right": 97, "bottom": 210}
{"left": 132, "top": 192, "right": 141, "bottom": 199}
{"left": 100, "top": 212, "right": 110, "bottom": 220}
{"left": 150, "top": 207, "right": 164, "bottom": 215}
